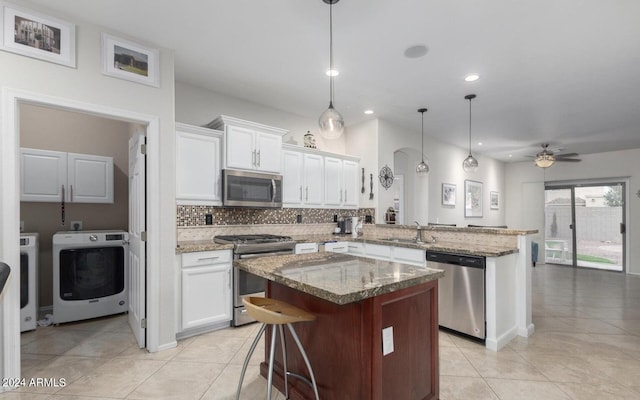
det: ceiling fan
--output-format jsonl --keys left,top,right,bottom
{"left": 531, "top": 144, "right": 581, "bottom": 168}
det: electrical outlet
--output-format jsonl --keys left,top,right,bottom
{"left": 205, "top": 214, "right": 213, "bottom": 225}
{"left": 20, "top": 220, "right": 24, "bottom": 232}
{"left": 71, "top": 220, "right": 83, "bottom": 231}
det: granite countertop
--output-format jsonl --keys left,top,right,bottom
{"left": 176, "top": 241, "right": 234, "bottom": 253}
{"left": 175, "top": 236, "right": 517, "bottom": 257}
{"left": 234, "top": 252, "right": 444, "bottom": 305}
{"left": 355, "top": 238, "right": 517, "bottom": 257}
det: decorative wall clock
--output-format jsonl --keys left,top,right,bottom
{"left": 379, "top": 165, "right": 394, "bottom": 190}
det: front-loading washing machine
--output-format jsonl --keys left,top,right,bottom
{"left": 20, "top": 233, "right": 38, "bottom": 332}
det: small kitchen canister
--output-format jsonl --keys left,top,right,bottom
{"left": 304, "top": 131, "right": 316, "bottom": 148}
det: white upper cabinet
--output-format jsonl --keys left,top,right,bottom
{"left": 206, "top": 116, "right": 288, "bottom": 174}
{"left": 21, "top": 148, "right": 113, "bottom": 203}
{"left": 282, "top": 150, "right": 304, "bottom": 205}
{"left": 324, "top": 157, "right": 343, "bottom": 207}
{"left": 175, "top": 123, "right": 222, "bottom": 205}
{"left": 282, "top": 150, "right": 324, "bottom": 207}
{"left": 282, "top": 144, "right": 358, "bottom": 209}
{"left": 342, "top": 159, "right": 359, "bottom": 207}
{"left": 324, "top": 157, "right": 359, "bottom": 209}
{"left": 303, "top": 153, "right": 324, "bottom": 206}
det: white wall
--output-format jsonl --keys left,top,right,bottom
{"left": 376, "top": 119, "right": 506, "bottom": 227}
{"left": 344, "top": 119, "right": 378, "bottom": 210}
{"left": 175, "top": 82, "right": 347, "bottom": 155}
{"left": 0, "top": 3, "right": 177, "bottom": 366}
{"left": 504, "top": 148, "right": 640, "bottom": 274}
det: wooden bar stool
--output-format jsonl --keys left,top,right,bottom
{"left": 236, "top": 297, "right": 320, "bottom": 400}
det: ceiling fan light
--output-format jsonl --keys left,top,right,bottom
{"left": 319, "top": 103, "right": 344, "bottom": 139}
{"left": 535, "top": 154, "right": 555, "bottom": 168}
{"left": 463, "top": 153, "right": 479, "bottom": 173}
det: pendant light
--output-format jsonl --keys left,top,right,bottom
{"left": 462, "top": 94, "right": 479, "bottom": 173}
{"left": 416, "top": 108, "right": 429, "bottom": 176}
{"left": 318, "top": 0, "right": 345, "bottom": 139}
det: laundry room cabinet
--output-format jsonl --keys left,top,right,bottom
{"left": 20, "top": 148, "right": 113, "bottom": 203}
{"left": 179, "top": 250, "right": 232, "bottom": 333}
{"left": 205, "top": 115, "right": 288, "bottom": 174}
{"left": 175, "top": 123, "right": 223, "bottom": 205}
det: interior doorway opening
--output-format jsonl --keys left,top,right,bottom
{"left": 544, "top": 181, "right": 625, "bottom": 272}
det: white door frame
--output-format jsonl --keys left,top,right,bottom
{"left": 1, "top": 87, "right": 162, "bottom": 381}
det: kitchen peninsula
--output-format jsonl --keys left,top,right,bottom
{"left": 235, "top": 252, "right": 444, "bottom": 400}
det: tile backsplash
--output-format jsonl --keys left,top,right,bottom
{"left": 176, "top": 206, "right": 376, "bottom": 227}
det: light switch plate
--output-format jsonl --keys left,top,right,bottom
{"left": 382, "top": 326, "right": 394, "bottom": 356}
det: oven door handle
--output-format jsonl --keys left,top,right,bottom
{"left": 238, "top": 251, "right": 292, "bottom": 259}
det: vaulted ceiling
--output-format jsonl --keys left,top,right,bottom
{"left": 26, "top": 0, "right": 640, "bottom": 162}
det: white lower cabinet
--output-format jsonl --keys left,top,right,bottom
{"left": 295, "top": 242, "right": 319, "bottom": 254}
{"left": 360, "top": 242, "right": 426, "bottom": 266}
{"left": 346, "top": 242, "right": 364, "bottom": 255}
{"left": 180, "top": 250, "right": 232, "bottom": 332}
{"left": 324, "top": 241, "right": 349, "bottom": 253}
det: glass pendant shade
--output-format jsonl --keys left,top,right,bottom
{"left": 462, "top": 94, "right": 478, "bottom": 172}
{"left": 416, "top": 107, "right": 429, "bottom": 176}
{"left": 319, "top": 102, "right": 344, "bottom": 139}
{"left": 319, "top": 0, "right": 344, "bottom": 139}
{"left": 416, "top": 161, "right": 429, "bottom": 175}
{"left": 462, "top": 153, "right": 479, "bottom": 172}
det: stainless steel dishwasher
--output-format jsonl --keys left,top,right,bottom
{"left": 427, "top": 251, "right": 486, "bottom": 340}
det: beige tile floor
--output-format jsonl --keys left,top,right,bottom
{"left": 3, "top": 263, "right": 640, "bottom": 399}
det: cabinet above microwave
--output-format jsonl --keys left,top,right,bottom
{"left": 205, "top": 116, "right": 288, "bottom": 174}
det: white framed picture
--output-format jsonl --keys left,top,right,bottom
{"left": 442, "top": 183, "right": 456, "bottom": 207}
{"left": 464, "top": 179, "right": 483, "bottom": 218}
{"left": 0, "top": 3, "right": 76, "bottom": 67}
{"left": 490, "top": 191, "right": 500, "bottom": 210}
{"left": 101, "top": 33, "right": 160, "bottom": 87}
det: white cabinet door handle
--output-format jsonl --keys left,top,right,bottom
{"left": 197, "top": 256, "right": 219, "bottom": 261}
{"left": 299, "top": 186, "right": 303, "bottom": 201}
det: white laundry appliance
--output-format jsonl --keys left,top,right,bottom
{"left": 52, "top": 230, "right": 128, "bottom": 324}
{"left": 20, "top": 233, "right": 38, "bottom": 332}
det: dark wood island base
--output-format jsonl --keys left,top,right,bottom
{"left": 261, "top": 280, "right": 439, "bottom": 400}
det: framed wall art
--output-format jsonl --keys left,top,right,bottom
{"left": 490, "top": 191, "right": 500, "bottom": 210}
{"left": 0, "top": 4, "right": 76, "bottom": 67}
{"left": 464, "top": 179, "right": 483, "bottom": 218}
{"left": 101, "top": 33, "right": 160, "bottom": 87}
{"left": 442, "top": 183, "right": 456, "bottom": 207}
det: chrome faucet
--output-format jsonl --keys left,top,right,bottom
{"left": 413, "top": 220, "right": 423, "bottom": 243}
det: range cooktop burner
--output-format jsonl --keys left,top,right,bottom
{"left": 214, "top": 234, "right": 294, "bottom": 244}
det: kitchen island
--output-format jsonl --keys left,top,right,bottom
{"left": 235, "top": 252, "right": 444, "bottom": 400}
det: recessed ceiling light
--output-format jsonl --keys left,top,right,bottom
{"left": 508, "top": 154, "right": 513, "bottom": 158}
{"left": 477, "top": 142, "right": 483, "bottom": 146}
{"left": 465, "top": 74, "right": 480, "bottom": 82}
{"left": 404, "top": 44, "right": 428, "bottom": 59}
{"left": 364, "top": 110, "right": 374, "bottom": 115}
{"left": 326, "top": 69, "right": 339, "bottom": 77}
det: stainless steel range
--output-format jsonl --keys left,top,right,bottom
{"left": 214, "top": 234, "right": 296, "bottom": 326}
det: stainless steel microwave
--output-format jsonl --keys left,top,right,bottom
{"left": 222, "top": 169, "right": 282, "bottom": 208}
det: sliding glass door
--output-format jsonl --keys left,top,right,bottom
{"left": 544, "top": 182, "right": 625, "bottom": 272}
{"left": 544, "top": 188, "right": 574, "bottom": 266}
